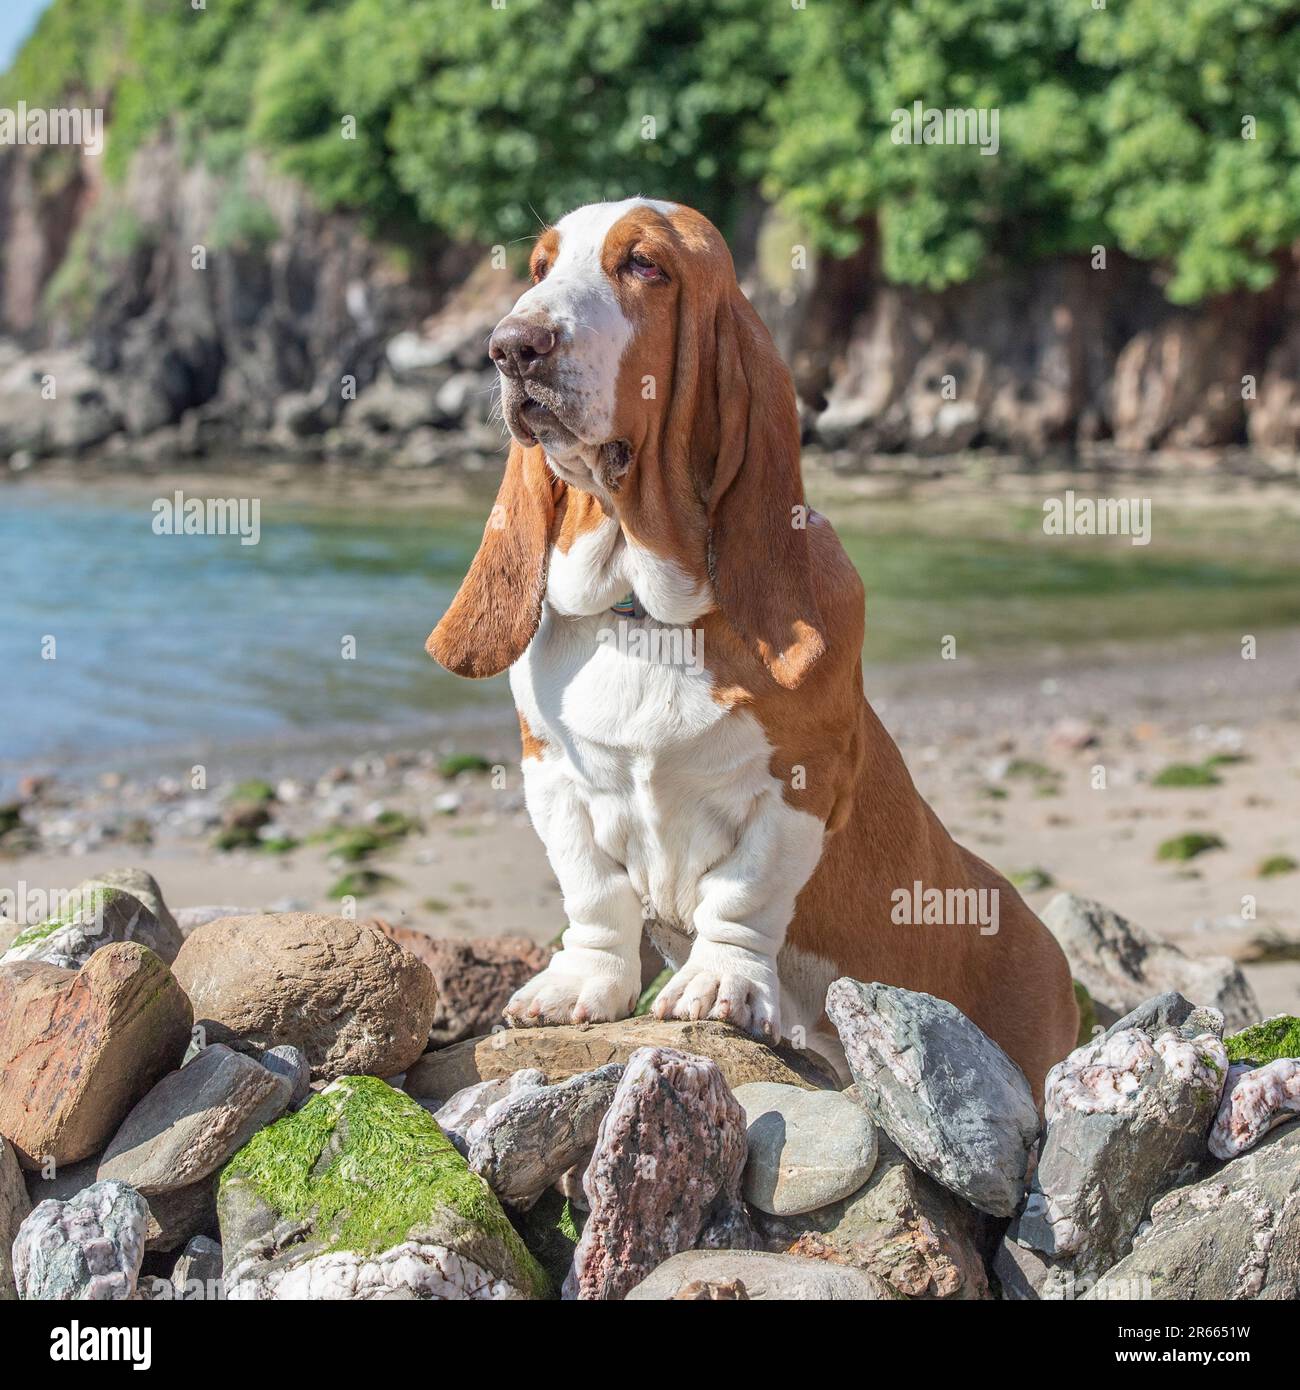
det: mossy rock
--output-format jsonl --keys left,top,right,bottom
{"left": 1258, "top": 855, "right": 1298, "bottom": 878}
{"left": 7, "top": 886, "right": 118, "bottom": 952}
{"left": 1225, "top": 1017, "right": 1300, "bottom": 1067}
{"left": 1157, "top": 832, "right": 1225, "bottom": 862}
{"left": 439, "top": 753, "right": 492, "bottom": 777}
{"left": 1151, "top": 762, "right": 1222, "bottom": 789}
{"left": 327, "top": 869, "right": 398, "bottom": 899}
{"left": 218, "top": 1076, "right": 549, "bottom": 1299}
{"left": 326, "top": 828, "right": 389, "bottom": 864}
{"left": 229, "top": 779, "right": 276, "bottom": 805}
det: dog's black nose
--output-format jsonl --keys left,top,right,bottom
{"left": 489, "top": 316, "right": 557, "bottom": 378}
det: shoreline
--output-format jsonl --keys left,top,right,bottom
{"left": 5, "top": 628, "right": 1298, "bottom": 1011}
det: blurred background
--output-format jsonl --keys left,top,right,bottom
{"left": 1, "top": 0, "right": 1297, "bottom": 1005}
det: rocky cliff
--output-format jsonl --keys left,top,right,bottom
{"left": 2, "top": 138, "right": 1299, "bottom": 466}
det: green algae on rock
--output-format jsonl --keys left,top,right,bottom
{"left": 1225, "top": 1016, "right": 1300, "bottom": 1067}
{"left": 219, "top": 1076, "right": 549, "bottom": 1300}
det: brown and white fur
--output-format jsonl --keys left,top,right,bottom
{"left": 427, "top": 198, "right": 1077, "bottom": 1100}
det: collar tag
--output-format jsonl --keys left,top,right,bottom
{"left": 610, "top": 591, "right": 646, "bottom": 619}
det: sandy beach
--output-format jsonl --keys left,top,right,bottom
{"left": 8, "top": 621, "right": 1299, "bottom": 1018}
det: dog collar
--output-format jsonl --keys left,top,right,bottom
{"left": 610, "top": 592, "right": 646, "bottom": 619}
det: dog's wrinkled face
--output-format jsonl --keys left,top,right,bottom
{"left": 489, "top": 197, "right": 687, "bottom": 492}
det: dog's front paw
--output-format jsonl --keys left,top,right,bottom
{"left": 503, "top": 949, "right": 639, "bottom": 1028}
{"left": 652, "top": 943, "right": 782, "bottom": 1040}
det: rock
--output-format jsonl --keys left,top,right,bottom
{"left": 825, "top": 978, "right": 1038, "bottom": 1217}
{"left": 733, "top": 1082, "right": 878, "bottom": 1216}
{"left": 1103, "top": 991, "right": 1198, "bottom": 1040}
{"left": 142, "top": 1177, "right": 218, "bottom": 1254}
{"left": 627, "top": 1249, "right": 900, "bottom": 1301}
{"left": 404, "top": 1015, "right": 836, "bottom": 1107}
{"left": 0, "top": 944, "right": 192, "bottom": 1168}
{"left": 24, "top": 1156, "right": 215, "bottom": 1255}
{"left": 1047, "top": 717, "right": 1099, "bottom": 752}
{"left": 467, "top": 1065, "right": 623, "bottom": 1209}
{"left": 1016, "top": 1024, "right": 1228, "bottom": 1289}
{"left": 12, "top": 1180, "right": 149, "bottom": 1300}
{"left": 565, "top": 1047, "right": 751, "bottom": 1301}
{"left": 174, "top": 905, "right": 251, "bottom": 937}
{"left": 1043, "top": 893, "right": 1260, "bottom": 1031}
{"left": 1209, "top": 1059, "right": 1300, "bottom": 1159}
{"left": 0, "top": 880, "right": 169, "bottom": 971}
{"left": 993, "top": 1235, "right": 1055, "bottom": 1301}
{"left": 373, "top": 924, "right": 551, "bottom": 1046}
{"left": 517, "top": 1187, "right": 581, "bottom": 1292}
{"left": 1, "top": 1137, "right": 29, "bottom": 1300}
{"left": 755, "top": 1132, "right": 990, "bottom": 1300}
{"left": 259, "top": 1044, "right": 312, "bottom": 1107}
{"left": 81, "top": 869, "right": 183, "bottom": 963}
{"left": 171, "top": 1235, "right": 223, "bottom": 1300}
{"left": 98, "top": 1044, "right": 292, "bottom": 1194}
{"left": 171, "top": 914, "right": 437, "bottom": 1082}
{"left": 1085, "top": 1124, "right": 1300, "bottom": 1299}
{"left": 432, "top": 1069, "right": 547, "bottom": 1156}
{"left": 1224, "top": 1015, "right": 1300, "bottom": 1066}
{"left": 219, "top": 1076, "right": 549, "bottom": 1299}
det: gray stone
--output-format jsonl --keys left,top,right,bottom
{"left": 1043, "top": 893, "right": 1259, "bottom": 1031}
{"left": 1018, "top": 1023, "right": 1228, "bottom": 1289}
{"left": 171, "top": 1235, "right": 223, "bottom": 1300}
{"left": 24, "top": 1156, "right": 214, "bottom": 1255}
{"left": 467, "top": 1065, "right": 623, "bottom": 1209}
{"left": 825, "top": 978, "right": 1038, "bottom": 1217}
{"left": 98, "top": 1044, "right": 291, "bottom": 1194}
{"left": 1, "top": 1136, "right": 29, "bottom": 1300}
{"left": 1209, "top": 1059, "right": 1300, "bottom": 1159}
{"left": 734, "top": 1082, "right": 878, "bottom": 1216}
{"left": 431, "top": 1069, "right": 547, "bottom": 1156}
{"left": 142, "top": 1177, "right": 217, "bottom": 1254}
{"left": 0, "top": 881, "right": 167, "bottom": 971}
{"left": 565, "top": 1047, "right": 752, "bottom": 1301}
{"left": 259, "top": 1045, "right": 312, "bottom": 1108}
{"left": 12, "top": 1180, "right": 148, "bottom": 1300}
{"left": 83, "top": 870, "right": 183, "bottom": 963}
{"left": 627, "top": 1249, "right": 900, "bottom": 1300}
{"left": 993, "top": 1234, "right": 1055, "bottom": 1301}
{"left": 1085, "top": 1123, "right": 1300, "bottom": 1300}
{"left": 755, "top": 1132, "right": 990, "bottom": 1300}
{"left": 174, "top": 906, "right": 251, "bottom": 938}
{"left": 1103, "top": 991, "right": 1197, "bottom": 1040}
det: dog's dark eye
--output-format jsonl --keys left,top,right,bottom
{"left": 629, "top": 251, "right": 665, "bottom": 282}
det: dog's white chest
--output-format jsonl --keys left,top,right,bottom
{"left": 510, "top": 605, "right": 774, "bottom": 930}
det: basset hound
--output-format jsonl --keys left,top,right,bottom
{"left": 428, "top": 197, "right": 1078, "bottom": 1099}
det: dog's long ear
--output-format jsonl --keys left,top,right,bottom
{"left": 427, "top": 440, "right": 559, "bottom": 678}
{"left": 706, "top": 288, "right": 825, "bottom": 690}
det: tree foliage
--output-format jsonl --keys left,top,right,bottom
{"left": 4, "top": 0, "right": 1298, "bottom": 302}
